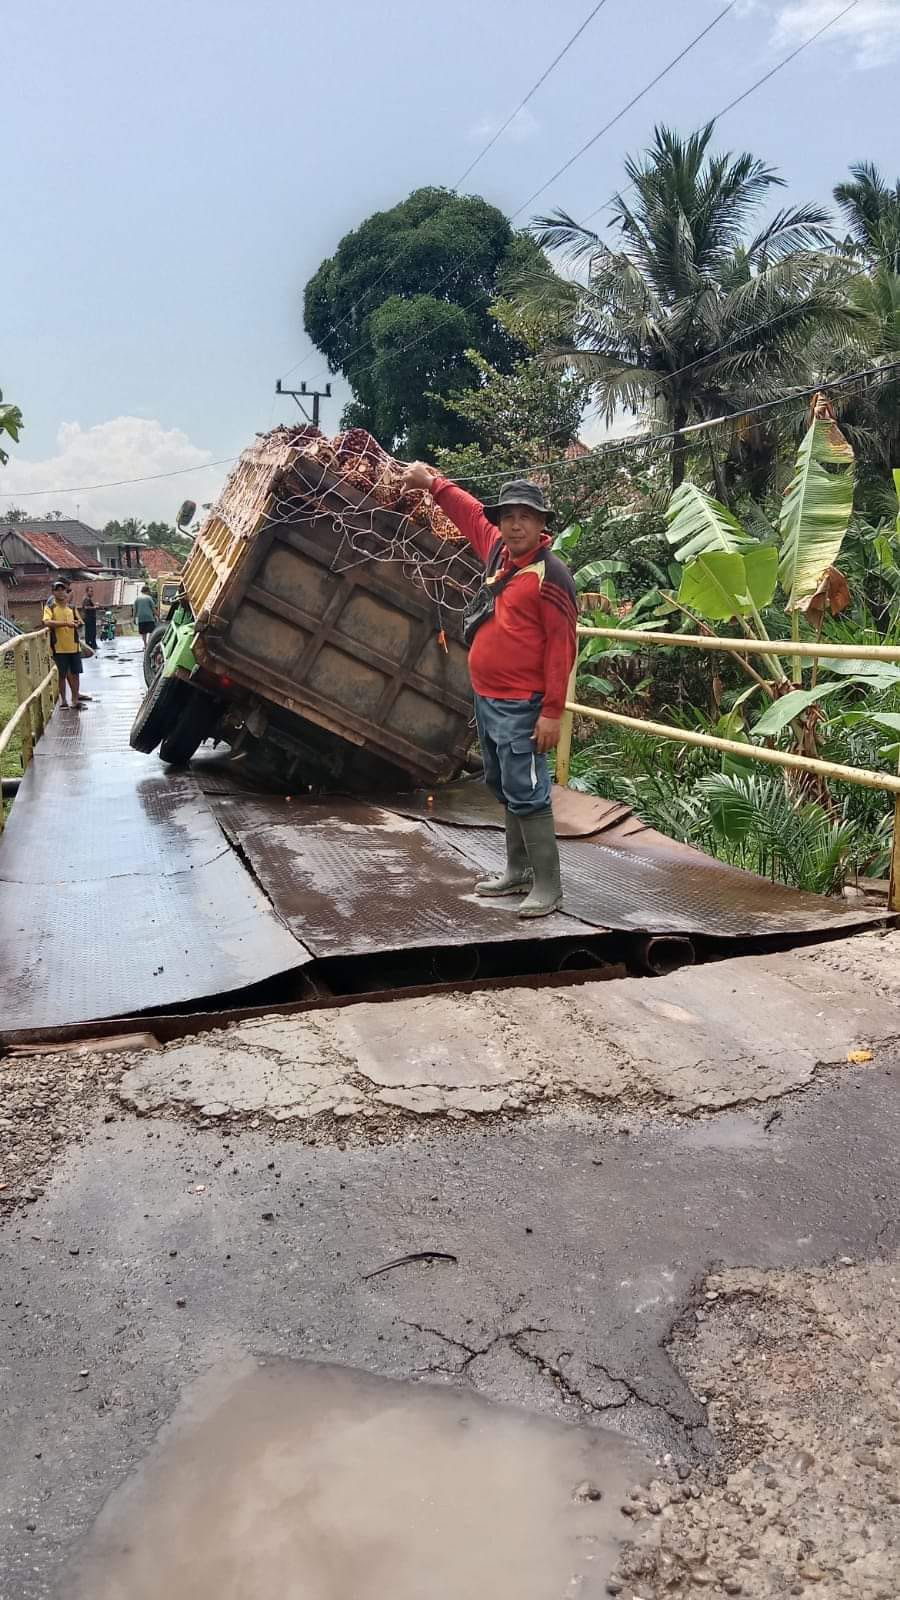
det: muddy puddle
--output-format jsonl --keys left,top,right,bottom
{"left": 64, "top": 1359, "right": 648, "bottom": 1599}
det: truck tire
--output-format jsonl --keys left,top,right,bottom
{"left": 143, "top": 623, "right": 168, "bottom": 687}
{"left": 129, "top": 671, "right": 189, "bottom": 754}
{"left": 158, "top": 687, "right": 220, "bottom": 767}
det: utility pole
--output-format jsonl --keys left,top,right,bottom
{"left": 275, "top": 379, "right": 332, "bottom": 428}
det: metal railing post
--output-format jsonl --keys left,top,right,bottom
{"left": 42, "top": 634, "right": 57, "bottom": 726}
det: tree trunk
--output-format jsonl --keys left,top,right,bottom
{"left": 707, "top": 437, "right": 730, "bottom": 507}
{"left": 671, "top": 401, "right": 688, "bottom": 491}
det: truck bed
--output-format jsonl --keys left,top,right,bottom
{"left": 182, "top": 432, "right": 483, "bottom": 786}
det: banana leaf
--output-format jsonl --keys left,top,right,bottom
{"left": 750, "top": 680, "right": 849, "bottom": 737}
{"left": 778, "top": 416, "right": 855, "bottom": 613}
{"left": 677, "top": 546, "right": 777, "bottom": 621}
{"left": 578, "top": 673, "right": 617, "bottom": 697}
{"left": 552, "top": 522, "right": 582, "bottom": 558}
{"left": 573, "top": 558, "right": 628, "bottom": 592}
{"left": 664, "top": 481, "right": 753, "bottom": 563}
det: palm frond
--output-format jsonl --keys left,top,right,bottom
{"left": 531, "top": 209, "right": 603, "bottom": 266}
{"left": 745, "top": 204, "right": 834, "bottom": 263}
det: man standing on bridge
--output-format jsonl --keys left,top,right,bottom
{"left": 403, "top": 463, "right": 576, "bottom": 918}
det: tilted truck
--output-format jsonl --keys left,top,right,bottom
{"left": 129, "top": 426, "right": 483, "bottom": 791}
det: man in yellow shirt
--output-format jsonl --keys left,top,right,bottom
{"left": 43, "top": 579, "right": 86, "bottom": 708}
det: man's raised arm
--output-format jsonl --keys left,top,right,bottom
{"left": 403, "top": 462, "right": 498, "bottom": 566}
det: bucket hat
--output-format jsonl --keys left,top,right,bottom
{"left": 483, "top": 478, "right": 554, "bottom": 526}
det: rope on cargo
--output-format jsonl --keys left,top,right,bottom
{"left": 254, "top": 448, "right": 474, "bottom": 616}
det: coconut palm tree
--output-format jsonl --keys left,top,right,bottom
{"left": 522, "top": 124, "right": 857, "bottom": 490}
{"left": 834, "top": 161, "right": 900, "bottom": 275}
{"left": 803, "top": 166, "right": 900, "bottom": 480}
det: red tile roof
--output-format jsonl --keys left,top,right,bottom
{"left": 13, "top": 530, "right": 100, "bottom": 570}
{"left": 140, "top": 546, "right": 182, "bottom": 577}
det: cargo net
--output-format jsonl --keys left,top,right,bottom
{"left": 241, "top": 425, "right": 478, "bottom": 618}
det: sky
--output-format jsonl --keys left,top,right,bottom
{"left": 4, "top": 0, "right": 900, "bottom": 528}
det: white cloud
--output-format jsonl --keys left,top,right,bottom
{"left": 0, "top": 417, "right": 229, "bottom": 529}
{"left": 466, "top": 106, "right": 540, "bottom": 146}
{"left": 770, "top": 0, "right": 900, "bottom": 67}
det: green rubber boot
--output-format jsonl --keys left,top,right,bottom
{"left": 475, "top": 808, "right": 533, "bottom": 897}
{"left": 517, "top": 807, "right": 563, "bottom": 918}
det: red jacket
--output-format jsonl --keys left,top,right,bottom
{"left": 431, "top": 477, "right": 577, "bottom": 720}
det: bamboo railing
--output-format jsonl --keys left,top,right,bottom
{"left": 0, "top": 629, "right": 57, "bottom": 831}
{"left": 556, "top": 628, "right": 900, "bottom": 913}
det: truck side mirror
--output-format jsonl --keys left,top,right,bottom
{"left": 176, "top": 499, "right": 197, "bottom": 530}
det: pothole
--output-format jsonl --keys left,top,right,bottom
{"left": 63, "top": 1358, "right": 650, "bottom": 1600}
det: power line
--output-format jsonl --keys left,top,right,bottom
{"left": 305, "top": 2, "right": 740, "bottom": 392}
{"left": 13, "top": 357, "right": 896, "bottom": 504}
{"left": 460, "top": 356, "right": 900, "bottom": 487}
{"left": 452, "top": 0, "right": 613, "bottom": 190}
{"left": 5, "top": 456, "right": 237, "bottom": 501}
{"left": 277, "top": 0, "right": 613, "bottom": 386}
{"left": 511, "top": 1, "right": 736, "bottom": 220}
{"left": 579, "top": 0, "right": 858, "bottom": 227}
{"left": 299, "top": 0, "right": 860, "bottom": 460}
{"left": 710, "top": 0, "right": 858, "bottom": 123}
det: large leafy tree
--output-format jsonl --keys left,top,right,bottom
{"left": 521, "top": 125, "right": 855, "bottom": 490}
{"left": 834, "top": 161, "right": 900, "bottom": 275}
{"left": 303, "top": 188, "right": 546, "bottom": 456}
{"left": 103, "top": 517, "right": 145, "bottom": 542}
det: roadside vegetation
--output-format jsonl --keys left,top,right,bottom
{"left": 0, "top": 665, "right": 23, "bottom": 820}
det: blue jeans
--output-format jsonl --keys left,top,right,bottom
{"left": 473, "top": 693, "right": 551, "bottom": 816}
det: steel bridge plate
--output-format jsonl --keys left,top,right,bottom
{"left": 206, "top": 796, "right": 588, "bottom": 955}
{"left": 429, "top": 823, "right": 884, "bottom": 939}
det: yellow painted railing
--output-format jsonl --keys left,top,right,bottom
{"left": 556, "top": 628, "right": 900, "bottom": 912}
{"left": 0, "top": 629, "right": 57, "bottom": 830}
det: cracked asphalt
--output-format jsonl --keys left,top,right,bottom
{"left": 2, "top": 1033, "right": 899, "bottom": 1598}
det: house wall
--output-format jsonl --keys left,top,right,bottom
{"left": 7, "top": 598, "right": 44, "bottom": 630}
{"left": 1, "top": 533, "right": 44, "bottom": 567}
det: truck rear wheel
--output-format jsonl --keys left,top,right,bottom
{"left": 158, "top": 687, "right": 220, "bottom": 767}
{"left": 130, "top": 672, "right": 189, "bottom": 754}
{"left": 143, "top": 623, "right": 168, "bottom": 687}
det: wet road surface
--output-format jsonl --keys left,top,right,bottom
{"left": 1, "top": 640, "right": 883, "bottom": 1038}
{"left": 1, "top": 1059, "right": 898, "bottom": 1598}
{"left": 65, "top": 1361, "right": 646, "bottom": 1600}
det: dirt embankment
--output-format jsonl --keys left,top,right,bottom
{"left": 612, "top": 1260, "right": 900, "bottom": 1599}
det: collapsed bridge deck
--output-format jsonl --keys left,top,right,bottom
{"left": 0, "top": 641, "right": 886, "bottom": 1039}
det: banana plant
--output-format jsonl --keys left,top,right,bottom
{"left": 778, "top": 408, "right": 855, "bottom": 680}
{"left": 663, "top": 406, "right": 858, "bottom": 744}
{"left": 0, "top": 390, "right": 23, "bottom": 467}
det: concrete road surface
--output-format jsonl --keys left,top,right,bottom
{"left": 2, "top": 932, "right": 900, "bottom": 1598}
